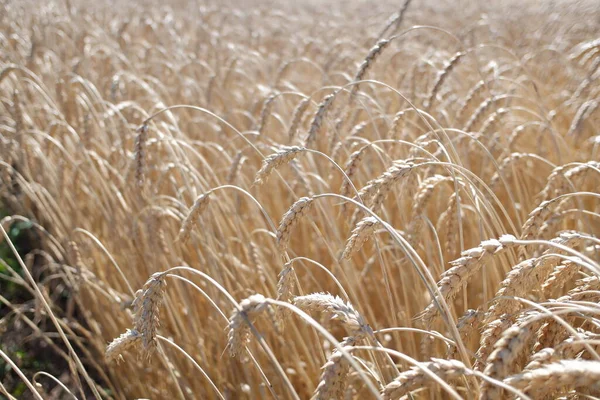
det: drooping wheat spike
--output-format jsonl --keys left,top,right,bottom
{"left": 503, "top": 360, "right": 600, "bottom": 397}
{"left": 447, "top": 308, "right": 484, "bottom": 359}
{"left": 437, "top": 192, "right": 459, "bottom": 259}
{"left": 275, "top": 262, "right": 296, "bottom": 325}
{"left": 339, "top": 148, "right": 366, "bottom": 199}
{"left": 484, "top": 258, "right": 538, "bottom": 322}
{"left": 134, "top": 124, "right": 149, "bottom": 188}
{"left": 257, "top": 93, "right": 277, "bottom": 134}
{"left": 566, "top": 99, "right": 598, "bottom": 138}
{"left": 341, "top": 216, "right": 380, "bottom": 260}
{"left": 389, "top": 110, "right": 406, "bottom": 139}
{"left": 313, "top": 336, "right": 356, "bottom": 400}
{"left": 370, "top": 161, "right": 415, "bottom": 213}
{"left": 571, "top": 37, "right": 600, "bottom": 59}
{"left": 304, "top": 93, "right": 335, "bottom": 148}
{"left": 288, "top": 97, "right": 311, "bottom": 143}
{"left": 350, "top": 39, "right": 391, "bottom": 99}
{"left": 353, "top": 177, "right": 383, "bottom": 208}
{"left": 105, "top": 329, "right": 142, "bottom": 363}
{"left": 408, "top": 175, "right": 452, "bottom": 243}
{"left": 523, "top": 348, "right": 557, "bottom": 371}
{"left": 456, "top": 79, "right": 485, "bottom": 123}
{"left": 412, "top": 175, "right": 452, "bottom": 217}
{"left": 226, "top": 151, "right": 246, "bottom": 184}
{"left": 227, "top": 294, "right": 270, "bottom": 357}
{"left": 488, "top": 152, "right": 527, "bottom": 192}
{"left": 563, "top": 160, "right": 600, "bottom": 185}
{"left": 421, "top": 234, "right": 518, "bottom": 325}
{"left": 539, "top": 164, "right": 569, "bottom": 201}
{"left": 479, "top": 108, "right": 509, "bottom": 137}
{"left": 570, "top": 55, "right": 600, "bottom": 101}
{"left": 293, "top": 293, "right": 372, "bottom": 338}
{"left": 375, "top": 0, "right": 412, "bottom": 41}
{"left": 11, "top": 89, "right": 23, "bottom": 149}
{"left": 177, "top": 191, "right": 212, "bottom": 243}
{"left": 463, "top": 96, "right": 496, "bottom": 132}
{"left": 474, "top": 314, "right": 512, "bottom": 371}
{"left": 487, "top": 231, "right": 583, "bottom": 322}
{"left": 555, "top": 330, "right": 600, "bottom": 360}
{"left": 326, "top": 116, "right": 345, "bottom": 155}
{"left": 426, "top": 51, "right": 465, "bottom": 109}
{"left": 533, "top": 278, "right": 600, "bottom": 353}
{"left": 132, "top": 272, "right": 167, "bottom": 358}
{"left": 254, "top": 146, "right": 305, "bottom": 185}
{"left": 569, "top": 275, "right": 600, "bottom": 294}
{"left": 480, "top": 312, "right": 545, "bottom": 399}
{"left": 533, "top": 320, "right": 567, "bottom": 355}
{"left": 381, "top": 358, "right": 471, "bottom": 400}
{"left": 541, "top": 259, "right": 579, "bottom": 298}
{"left": 528, "top": 330, "right": 598, "bottom": 373}
{"left": 276, "top": 262, "right": 296, "bottom": 304}
{"left": 541, "top": 161, "right": 600, "bottom": 200}
{"left": 520, "top": 199, "right": 556, "bottom": 241}
{"left": 276, "top": 196, "right": 314, "bottom": 253}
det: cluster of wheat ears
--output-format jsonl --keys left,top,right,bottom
{"left": 1, "top": 0, "right": 600, "bottom": 398}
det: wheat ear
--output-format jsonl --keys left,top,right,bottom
{"left": 276, "top": 197, "right": 314, "bottom": 253}
{"left": 474, "top": 314, "right": 512, "bottom": 371}
{"left": 341, "top": 216, "right": 380, "bottom": 260}
{"left": 456, "top": 79, "right": 485, "bottom": 122}
{"left": 293, "top": 293, "right": 371, "bottom": 338}
{"left": 351, "top": 39, "right": 391, "bottom": 99}
{"left": 421, "top": 235, "right": 518, "bottom": 325}
{"left": 288, "top": 97, "right": 311, "bottom": 143}
{"left": 541, "top": 259, "right": 579, "bottom": 298}
{"left": 339, "top": 148, "right": 366, "bottom": 198}
{"left": 480, "top": 313, "right": 545, "bottom": 399}
{"left": 447, "top": 308, "right": 484, "bottom": 359}
{"left": 304, "top": 93, "right": 335, "bottom": 148}
{"left": 227, "top": 294, "right": 270, "bottom": 357}
{"left": 254, "top": 146, "right": 305, "bottom": 185}
{"left": 426, "top": 51, "right": 465, "bottom": 109}
{"left": 177, "top": 191, "right": 212, "bottom": 243}
{"left": 503, "top": 360, "right": 600, "bottom": 397}
{"left": 370, "top": 161, "right": 415, "bottom": 213}
{"left": 226, "top": 152, "right": 246, "bottom": 184}
{"left": 132, "top": 272, "right": 167, "bottom": 358}
{"left": 275, "top": 262, "right": 296, "bottom": 325}
{"left": 257, "top": 93, "right": 277, "bottom": 134}
{"left": 463, "top": 96, "right": 496, "bottom": 132}
{"left": 133, "top": 124, "right": 149, "bottom": 188}
{"left": 382, "top": 358, "right": 471, "bottom": 400}
{"left": 105, "top": 329, "right": 142, "bottom": 363}
{"left": 313, "top": 337, "right": 357, "bottom": 400}
{"left": 567, "top": 99, "right": 598, "bottom": 138}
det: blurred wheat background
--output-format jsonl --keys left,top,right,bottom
{"left": 1, "top": 0, "right": 600, "bottom": 398}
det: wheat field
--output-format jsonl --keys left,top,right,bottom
{"left": 1, "top": 0, "right": 600, "bottom": 398}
